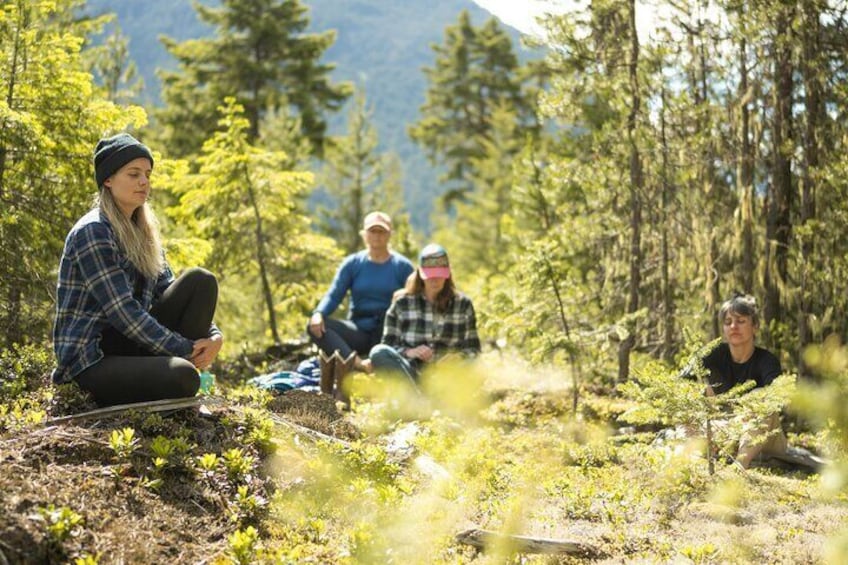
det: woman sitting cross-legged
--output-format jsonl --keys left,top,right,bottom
{"left": 701, "top": 293, "right": 786, "bottom": 468}
{"left": 369, "top": 244, "right": 481, "bottom": 385}
{"left": 52, "top": 133, "right": 223, "bottom": 407}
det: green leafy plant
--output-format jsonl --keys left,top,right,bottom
{"left": 0, "top": 344, "right": 53, "bottom": 401}
{"left": 229, "top": 484, "right": 267, "bottom": 525}
{"left": 149, "top": 435, "right": 174, "bottom": 460}
{"left": 222, "top": 448, "right": 255, "bottom": 484}
{"left": 108, "top": 427, "right": 139, "bottom": 460}
{"left": 197, "top": 452, "right": 220, "bottom": 473}
{"left": 231, "top": 407, "right": 276, "bottom": 455}
{"left": 38, "top": 504, "right": 84, "bottom": 544}
{"left": 228, "top": 526, "right": 260, "bottom": 565}
{"left": 148, "top": 435, "right": 193, "bottom": 469}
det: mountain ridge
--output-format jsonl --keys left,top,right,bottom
{"left": 84, "top": 0, "right": 524, "bottom": 230}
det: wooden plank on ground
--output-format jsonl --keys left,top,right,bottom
{"left": 455, "top": 527, "right": 601, "bottom": 557}
{"left": 45, "top": 396, "right": 223, "bottom": 425}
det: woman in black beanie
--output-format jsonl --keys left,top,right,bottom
{"left": 51, "top": 133, "right": 223, "bottom": 406}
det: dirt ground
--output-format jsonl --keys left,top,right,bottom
{"left": 0, "top": 386, "right": 355, "bottom": 564}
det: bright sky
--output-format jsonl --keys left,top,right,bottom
{"left": 470, "top": 0, "right": 677, "bottom": 44}
{"left": 471, "top": 0, "right": 572, "bottom": 38}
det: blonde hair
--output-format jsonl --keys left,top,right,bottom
{"left": 98, "top": 188, "right": 164, "bottom": 279}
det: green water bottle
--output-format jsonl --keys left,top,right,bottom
{"left": 198, "top": 370, "right": 215, "bottom": 394}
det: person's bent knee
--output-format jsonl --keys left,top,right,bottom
{"left": 184, "top": 267, "right": 217, "bottom": 292}
{"left": 369, "top": 344, "right": 397, "bottom": 364}
{"left": 305, "top": 319, "right": 320, "bottom": 340}
{"left": 169, "top": 358, "right": 201, "bottom": 398}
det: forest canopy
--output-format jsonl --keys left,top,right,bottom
{"left": 1, "top": 0, "right": 847, "bottom": 385}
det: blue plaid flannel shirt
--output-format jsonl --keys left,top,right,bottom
{"left": 52, "top": 209, "right": 196, "bottom": 384}
{"left": 382, "top": 292, "right": 481, "bottom": 360}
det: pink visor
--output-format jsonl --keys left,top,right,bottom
{"left": 419, "top": 249, "right": 451, "bottom": 279}
{"left": 420, "top": 266, "right": 451, "bottom": 279}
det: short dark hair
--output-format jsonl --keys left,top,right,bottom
{"left": 718, "top": 293, "right": 760, "bottom": 327}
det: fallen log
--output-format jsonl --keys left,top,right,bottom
{"left": 264, "top": 411, "right": 353, "bottom": 450}
{"left": 45, "top": 396, "right": 222, "bottom": 425}
{"left": 455, "top": 527, "right": 601, "bottom": 558}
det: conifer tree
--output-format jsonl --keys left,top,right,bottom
{"left": 319, "top": 90, "right": 383, "bottom": 254}
{"left": 409, "top": 10, "right": 529, "bottom": 208}
{"left": 0, "top": 0, "right": 147, "bottom": 346}
{"left": 156, "top": 0, "right": 351, "bottom": 158}
{"left": 435, "top": 102, "right": 522, "bottom": 276}
{"left": 87, "top": 24, "right": 144, "bottom": 104}
{"left": 167, "top": 98, "right": 339, "bottom": 345}
{"left": 374, "top": 154, "right": 416, "bottom": 260}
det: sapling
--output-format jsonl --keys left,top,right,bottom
{"left": 620, "top": 340, "right": 795, "bottom": 474}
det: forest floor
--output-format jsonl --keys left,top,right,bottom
{"left": 0, "top": 352, "right": 846, "bottom": 564}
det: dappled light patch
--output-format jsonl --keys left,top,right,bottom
{"left": 482, "top": 389, "right": 573, "bottom": 427}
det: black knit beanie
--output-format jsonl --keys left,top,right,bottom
{"left": 94, "top": 133, "right": 154, "bottom": 188}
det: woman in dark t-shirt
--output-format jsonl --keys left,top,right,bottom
{"left": 701, "top": 294, "right": 786, "bottom": 467}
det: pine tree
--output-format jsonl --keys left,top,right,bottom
{"left": 166, "top": 98, "right": 339, "bottom": 346}
{"left": 156, "top": 0, "right": 351, "bottom": 158}
{"left": 319, "top": 90, "right": 383, "bottom": 254}
{"left": 0, "top": 0, "right": 147, "bottom": 346}
{"left": 409, "top": 10, "right": 529, "bottom": 208}
{"left": 86, "top": 24, "right": 144, "bottom": 104}
{"left": 435, "top": 102, "right": 523, "bottom": 276}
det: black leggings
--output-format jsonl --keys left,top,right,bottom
{"left": 75, "top": 268, "right": 218, "bottom": 406}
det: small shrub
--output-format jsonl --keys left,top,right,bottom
{"left": 108, "top": 428, "right": 139, "bottom": 460}
{"left": 228, "top": 526, "right": 260, "bottom": 565}
{"left": 0, "top": 343, "right": 52, "bottom": 402}
{"left": 222, "top": 448, "right": 255, "bottom": 484}
{"left": 38, "top": 504, "right": 84, "bottom": 544}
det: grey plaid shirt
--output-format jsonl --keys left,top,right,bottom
{"left": 382, "top": 292, "right": 481, "bottom": 360}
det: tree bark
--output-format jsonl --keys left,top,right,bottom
{"left": 798, "top": 0, "right": 820, "bottom": 374}
{"left": 660, "top": 87, "right": 674, "bottom": 362}
{"left": 764, "top": 6, "right": 795, "bottom": 327}
{"left": 738, "top": 33, "right": 755, "bottom": 294}
{"left": 0, "top": 2, "right": 22, "bottom": 202}
{"left": 618, "top": 0, "right": 642, "bottom": 384}
{"left": 244, "top": 169, "right": 282, "bottom": 345}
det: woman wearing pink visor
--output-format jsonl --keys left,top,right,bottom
{"left": 369, "top": 244, "right": 480, "bottom": 384}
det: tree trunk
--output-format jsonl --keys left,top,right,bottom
{"left": 618, "top": 0, "right": 642, "bottom": 384}
{"left": 660, "top": 87, "right": 674, "bottom": 362}
{"left": 696, "top": 18, "right": 720, "bottom": 338}
{"left": 0, "top": 6, "right": 23, "bottom": 344}
{"left": 764, "top": 7, "right": 795, "bottom": 326}
{"left": 244, "top": 170, "right": 282, "bottom": 345}
{"left": 5, "top": 285, "right": 22, "bottom": 346}
{"left": 0, "top": 4, "right": 22, "bottom": 201}
{"left": 543, "top": 256, "right": 581, "bottom": 413}
{"left": 738, "top": 35, "right": 755, "bottom": 294}
{"left": 350, "top": 129, "right": 364, "bottom": 254}
{"left": 798, "top": 0, "right": 820, "bottom": 375}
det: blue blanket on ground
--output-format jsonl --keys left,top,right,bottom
{"left": 248, "top": 357, "right": 321, "bottom": 393}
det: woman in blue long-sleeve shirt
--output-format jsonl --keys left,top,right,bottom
{"left": 307, "top": 211, "right": 413, "bottom": 373}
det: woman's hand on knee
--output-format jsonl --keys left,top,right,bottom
{"left": 308, "top": 312, "right": 325, "bottom": 338}
{"left": 191, "top": 335, "right": 223, "bottom": 370}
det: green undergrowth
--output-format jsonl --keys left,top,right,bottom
{"left": 1, "top": 347, "right": 847, "bottom": 563}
